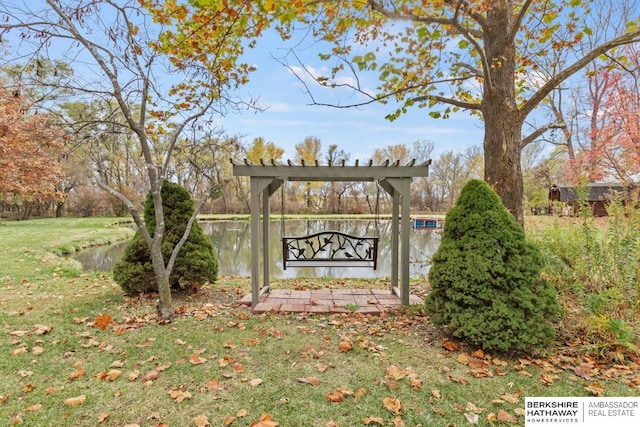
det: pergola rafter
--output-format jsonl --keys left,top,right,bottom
{"left": 231, "top": 158, "right": 431, "bottom": 308}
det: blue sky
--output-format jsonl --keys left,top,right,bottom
{"left": 220, "top": 30, "right": 485, "bottom": 162}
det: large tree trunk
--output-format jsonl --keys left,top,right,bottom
{"left": 482, "top": 1, "right": 525, "bottom": 226}
{"left": 483, "top": 109, "right": 524, "bottom": 225}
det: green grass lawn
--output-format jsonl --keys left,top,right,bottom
{"left": 0, "top": 217, "right": 638, "bottom": 426}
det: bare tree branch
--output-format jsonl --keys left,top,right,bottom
{"left": 521, "top": 121, "right": 566, "bottom": 148}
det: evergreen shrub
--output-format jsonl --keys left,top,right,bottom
{"left": 113, "top": 180, "right": 218, "bottom": 294}
{"left": 424, "top": 179, "right": 559, "bottom": 353}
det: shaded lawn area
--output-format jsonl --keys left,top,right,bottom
{"left": 1, "top": 218, "right": 639, "bottom": 426}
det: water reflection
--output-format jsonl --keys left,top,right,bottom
{"left": 76, "top": 220, "right": 441, "bottom": 278}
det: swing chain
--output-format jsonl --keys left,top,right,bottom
{"left": 374, "top": 181, "right": 381, "bottom": 237}
{"left": 280, "top": 182, "right": 285, "bottom": 237}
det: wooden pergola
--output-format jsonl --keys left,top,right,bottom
{"left": 231, "top": 158, "right": 431, "bottom": 308}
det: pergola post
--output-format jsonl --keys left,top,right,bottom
{"left": 249, "top": 176, "right": 282, "bottom": 307}
{"left": 379, "top": 177, "right": 411, "bottom": 305}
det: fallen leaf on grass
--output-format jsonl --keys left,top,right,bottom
{"left": 392, "top": 416, "right": 405, "bottom": 427}
{"left": 95, "top": 369, "right": 121, "bottom": 381}
{"left": 355, "top": 387, "right": 368, "bottom": 401}
{"left": 338, "top": 340, "right": 353, "bottom": 352}
{"left": 250, "top": 378, "right": 263, "bottom": 387}
{"left": 431, "top": 389, "right": 441, "bottom": 399}
{"left": 448, "top": 375, "right": 469, "bottom": 385}
{"left": 500, "top": 392, "right": 520, "bottom": 404}
{"left": 442, "top": 341, "right": 459, "bottom": 351}
{"left": 11, "top": 347, "right": 27, "bottom": 356}
{"left": 408, "top": 377, "right": 422, "bottom": 390}
{"left": 384, "top": 380, "right": 398, "bottom": 390}
{"left": 540, "top": 373, "right": 559, "bottom": 386}
{"left": 135, "top": 338, "right": 153, "bottom": 348}
{"left": 383, "top": 396, "right": 403, "bottom": 415}
{"left": 205, "top": 378, "right": 225, "bottom": 392}
{"left": 68, "top": 369, "right": 85, "bottom": 380}
{"left": 315, "top": 363, "right": 330, "bottom": 373}
{"left": 141, "top": 370, "right": 159, "bottom": 382}
{"left": 457, "top": 353, "right": 470, "bottom": 365}
{"left": 189, "top": 354, "right": 207, "bottom": 365}
{"left": 64, "top": 395, "right": 86, "bottom": 406}
{"left": 94, "top": 314, "right": 113, "bottom": 330}
{"left": 169, "top": 388, "right": 192, "bottom": 402}
{"left": 471, "top": 349, "right": 485, "bottom": 359}
{"left": 45, "top": 386, "right": 60, "bottom": 394}
{"left": 497, "top": 410, "right": 516, "bottom": 424}
{"left": 97, "top": 413, "right": 109, "bottom": 423}
{"left": 326, "top": 390, "right": 344, "bottom": 403}
{"left": 468, "top": 360, "right": 489, "bottom": 369}
{"left": 25, "top": 403, "right": 42, "bottom": 411}
{"left": 193, "top": 415, "right": 209, "bottom": 426}
{"left": 157, "top": 362, "right": 172, "bottom": 371}
{"left": 492, "top": 358, "right": 508, "bottom": 367}
{"left": 464, "top": 412, "right": 479, "bottom": 424}
{"left": 269, "top": 328, "right": 284, "bottom": 339}
{"left": 298, "top": 376, "right": 320, "bottom": 386}
{"left": 466, "top": 402, "right": 483, "bottom": 413}
{"left": 585, "top": 382, "right": 606, "bottom": 396}
{"left": 110, "top": 360, "right": 125, "bottom": 368}
{"left": 33, "top": 324, "right": 52, "bottom": 335}
{"left": 224, "top": 416, "right": 236, "bottom": 426}
{"left": 470, "top": 368, "right": 493, "bottom": 378}
{"left": 22, "top": 384, "right": 35, "bottom": 393}
{"left": 363, "top": 416, "right": 384, "bottom": 425}
{"left": 249, "top": 413, "right": 278, "bottom": 427}
{"left": 386, "top": 365, "right": 406, "bottom": 380}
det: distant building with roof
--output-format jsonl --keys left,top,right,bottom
{"left": 548, "top": 183, "right": 635, "bottom": 216}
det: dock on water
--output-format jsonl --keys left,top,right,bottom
{"left": 412, "top": 217, "right": 445, "bottom": 229}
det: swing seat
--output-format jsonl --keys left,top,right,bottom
{"left": 282, "top": 230, "right": 378, "bottom": 270}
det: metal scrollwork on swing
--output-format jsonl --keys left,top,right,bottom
{"left": 282, "top": 231, "right": 378, "bottom": 270}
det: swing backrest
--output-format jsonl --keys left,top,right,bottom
{"left": 282, "top": 230, "right": 378, "bottom": 270}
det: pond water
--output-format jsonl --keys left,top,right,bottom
{"left": 75, "top": 220, "right": 441, "bottom": 279}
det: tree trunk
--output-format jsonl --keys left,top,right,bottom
{"left": 483, "top": 108, "right": 524, "bottom": 225}
{"left": 483, "top": 1, "right": 525, "bottom": 226}
{"left": 150, "top": 239, "right": 174, "bottom": 320}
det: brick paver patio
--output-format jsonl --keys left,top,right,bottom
{"left": 239, "top": 289, "right": 423, "bottom": 314}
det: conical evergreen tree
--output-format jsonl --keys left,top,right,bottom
{"left": 425, "top": 179, "right": 559, "bottom": 352}
{"left": 113, "top": 180, "right": 218, "bottom": 294}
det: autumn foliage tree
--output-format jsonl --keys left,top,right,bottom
{"left": 568, "top": 45, "right": 640, "bottom": 183}
{"left": 256, "top": 0, "right": 640, "bottom": 225}
{"left": 0, "top": 81, "right": 64, "bottom": 217}
{"left": 0, "top": 0, "right": 267, "bottom": 319}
